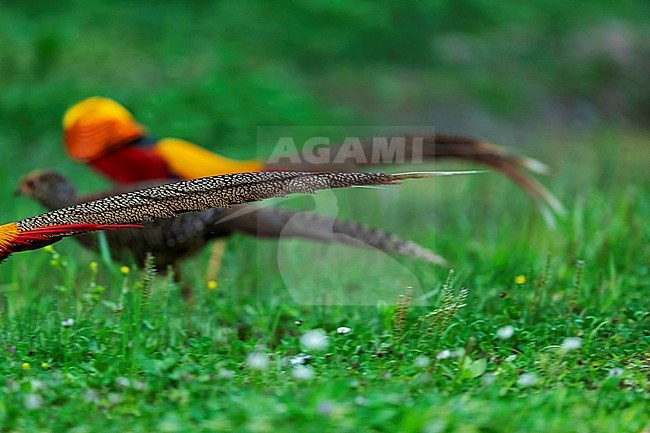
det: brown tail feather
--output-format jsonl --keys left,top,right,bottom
{"left": 218, "top": 206, "right": 447, "bottom": 265}
{"left": 264, "top": 133, "right": 563, "bottom": 218}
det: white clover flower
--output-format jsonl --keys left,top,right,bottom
{"left": 517, "top": 373, "right": 538, "bottom": 387}
{"left": 133, "top": 380, "right": 148, "bottom": 390}
{"left": 414, "top": 356, "right": 430, "bottom": 367}
{"left": 423, "top": 420, "right": 446, "bottom": 433}
{"left": 608, "top": 367, "right": 624, "bottom": 377}
{"left": 83, "top": 389, "right": 100, "bottom": 404}
{"left": 292, "top": 365, "right": 315, "bottom": 381}
{"left": 115, "top": 377, "right": 130, "bottom": 389}
{"left": 436, "top": 350, "right": 452, "bottom": 360}
{"left": 218, "top": 369, "right": 235, "bottom": 380}
{"left": 61, "top": 318, "right": 74, "bottom": 328}
{"left": 300, "top": 329, "right": 329, "bottom": 351}
{"left": 505, "top": 354, "right": 517, "bottom": 362}
{"left": 246, "top": 352, "right": 269, "bottom": 370}
{"left": 317, "top": 401, "right": 334, "bottom": 415}
{"left": 24, "top": 393, "right": 44, "bottom": 410}
{"left": 496, "top": 325, "right": 515, "bottom": 340}
{"left": 289, "top": 353, "right": 312, "bottom": 366}
{"left": 29, "top": 380, "right": 44, "bottom": 391}
{"left": 336, "top": 326, "right": 351, "bottom": 335}
{"left": 561, "top": 337, "right": 582, "bottom": 352}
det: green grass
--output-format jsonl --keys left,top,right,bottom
{"left": 1, "top": 1, "right": 649, "bottom": 431}
{"left": 1, "top": 131, "right": 648, "bottom": 432}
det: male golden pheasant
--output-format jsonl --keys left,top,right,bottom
{"left": 62, "top": 97, "right": 564, "bottom": 216}
{"left": 16, "top": 169, "right": 448, "bottom": 273}
{"left": 1, "top": 170, "right": 442, "bottom": 264}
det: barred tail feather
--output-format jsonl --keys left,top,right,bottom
{"left": 218, "top": 206, "right": 447, "bottom": 265}
{"left": 16, "top": 171, "right": 434, "bottom": 232}
{"left": 265, "top": 133, "right": 563, "bottom": 222}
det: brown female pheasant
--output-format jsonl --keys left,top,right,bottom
{"left": 16, "top": 170, "right": 448, "bottom": 274}
{"left": 1, "top": 170, "right": 441, "bottom": 264}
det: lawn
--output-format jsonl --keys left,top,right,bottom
{"left": 1, "top": 2, "right": 649, "bottom": 432}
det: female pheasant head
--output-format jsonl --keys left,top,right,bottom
{"left": 17, "top": 170, "right": 80, "bottom": 209}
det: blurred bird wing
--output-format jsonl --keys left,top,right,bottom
{"left": 153, "top": 138, "right": 263, "bottom": 179}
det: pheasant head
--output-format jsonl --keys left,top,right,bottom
{"left": 63, "top": 97, "right": 145, "bottom": 162}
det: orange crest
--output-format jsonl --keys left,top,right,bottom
{"left": 63, "top": 97, "right": 145, "bottom": 161}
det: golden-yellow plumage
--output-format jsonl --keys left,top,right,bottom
{"left": 0, "top": 223, "right": 20, "bottom": 257}
{"left": 154, "top": 138, "right": 263, "bottom": 179}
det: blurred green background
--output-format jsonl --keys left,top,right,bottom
{"left": 2, "top": 0, "right": 649, "bottom": 155}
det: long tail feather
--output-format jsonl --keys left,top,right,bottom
{"left": 218, "top": 206, "right": 447, "bottom": 265}
{"left": 264, "top": 133, "right": 563, "bottom": 220}
{"left": 478, "top": 158, "right": 566, "bottom": 216}
{"left": 14, "top": 171, "right": 432, "bottom": 236}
